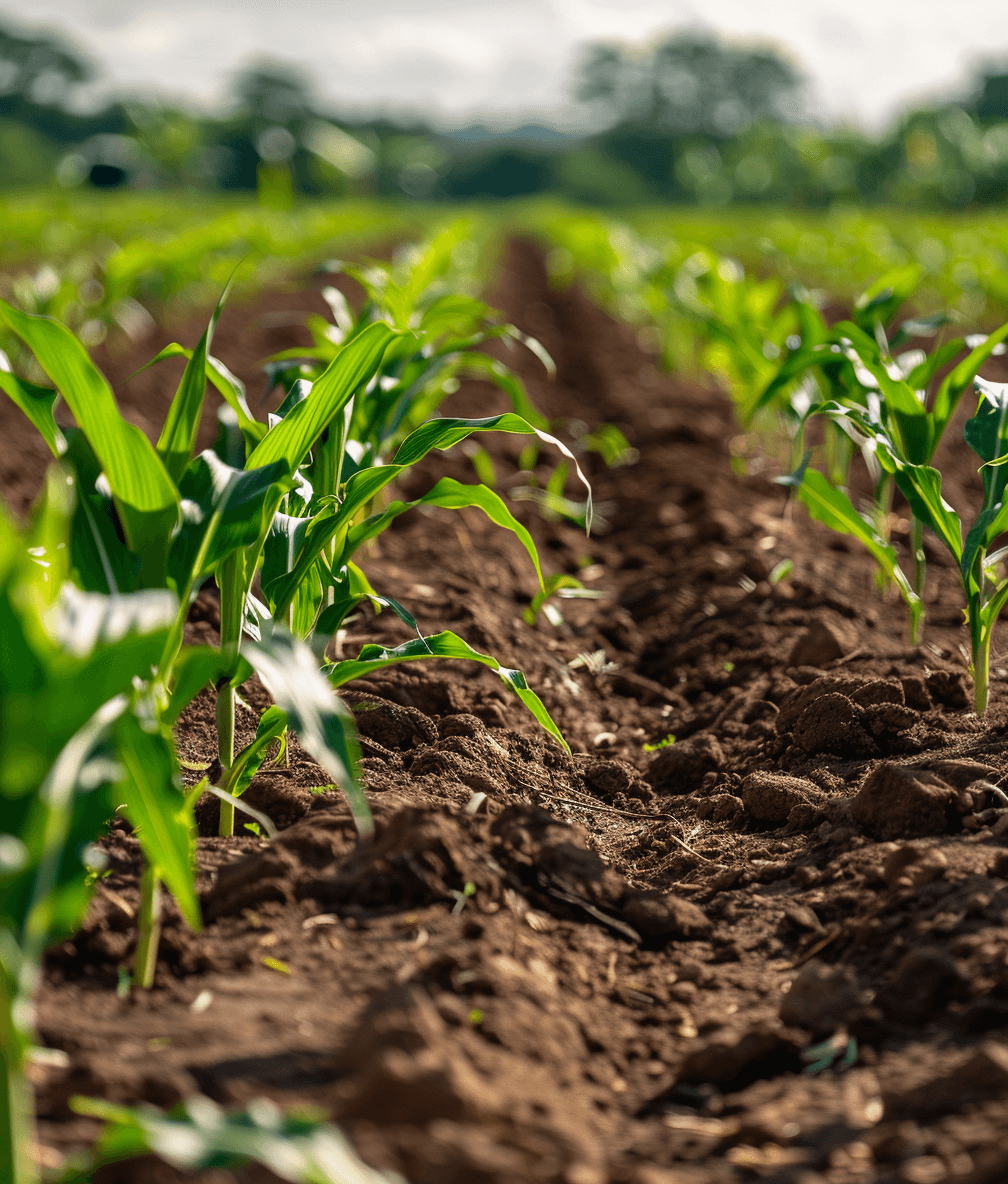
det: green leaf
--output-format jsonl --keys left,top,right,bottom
{"left": 165, "top": 646, "right": 251, "bottom": 727}
{"left": 797, "top": 469, "right": 924, "bottom": 638}
{"left": 226, "top": 705, "right": 288, "bottom": 798}
{"left": 156, "top": 277, "right": 234, "bottom": 483}
{"left": 244, "top": 630, "right": 368, "bottom": 835}
{"left": 247, "top": 322, "right": 399, "bottom": 473}
{"left": 0, "top": 363, "right": 66, "bottom": 457}
{"left": 524, "top": 573, "right": 584, "bottom": 625}
{"left": 0, "top": 299, "right": 179, "bottom": 524}
{"left": 931, "top": 320, "right": 1008, "bottom": 446}
{"left": 890, "top": 463, "right": 963, "bottom": 563}
{"left": 328, "top": 629, "right": 568, "bottom": 752}
{"left": 113, "top": 710, "right": 200, "bottom": 932}
{"left": 390, "top": 412, "right": 593, "bottom": 532}
{"left": 167, "top": 451, "right": 292, "bottom": 597}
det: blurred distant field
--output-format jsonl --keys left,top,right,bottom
{"left": 5, "top": 191, "right": 1008, "bottom": 345}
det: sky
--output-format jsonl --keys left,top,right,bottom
{"left": 5, "top": 0, "right": 1008, "bottom": 132}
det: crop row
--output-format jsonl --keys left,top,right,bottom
{"left": 0, "top": 222, "right": 591, "bottom": 1181}
{"left": 534, "top": 209, "right": 1008, "bottom": 712}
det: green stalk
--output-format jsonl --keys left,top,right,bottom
{"left": 970, "top": 606, "right": 989, "bottom": 715}
{"left": 216, "top": 683, "right": 236, "bottom": 836}
{"left": 133, "top": 865, "right": 162, "bottom": 989}
{"left": 909, "top": 515, "right": 926, "bottom": 645}
{"left": 215, "top": 552, "right": 244, "bottom": 837}
{"left": 1, "top": 981, "right": 39, "bottom": 1184}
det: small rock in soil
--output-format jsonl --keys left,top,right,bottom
{"left": 885, "top": 1041, "right": 1008, "bottom": 1117}
{"left": 581, "top": 756, "right": 654, "bottom": 803}
{"left": 674, "top": 1023, "right": 806, "bottom": 1091}
{"left": 779, "top": 960, "right": 861, "bottom": 1032}
{"left": 787, "top": 614, "right": 859, "bottom": 668}
{"left": 647, "top": 733, "right": 725, "bottom": 794}
{"left": 874, "top": 948, "right": 966, "bottom": 1024}
{"left": 881, "top": 843, "right": 948, "bottom": 890}
{"left": 620, "top": 893, "right": 712, "bottom": 942}
{"left": 791, "top": 692, "right": 875, "bottom": 757}
{"left": 739, "top": 771, "right": 825, "bottom": 825}
{"left": 851, "top": 764, "right": 957, "bottom": 839}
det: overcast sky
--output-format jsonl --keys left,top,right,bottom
{"left": 5, "top": 0, "right": 1008, "bottom": 132}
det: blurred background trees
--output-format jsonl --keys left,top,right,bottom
{"left": 2, "top": 16, "right": 1007, "bottom": 210}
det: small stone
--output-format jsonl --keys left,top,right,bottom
{"left": 648, "top": 733, "right": 725, "bottom": 794}
{"left": 779, "top": 901, "right": 824, "bottom": 933}
{"left": 792, "top": 693, "right": 874, "bottom": 758}
{"left": 851, "top": 764, "right": 956, "bottom": 840}
{"left": 874, "top": 948, "right": 965, "bottom": 1024}
{"left": 740, "top": 772, "right": 825, "bottom": 825}
{"left": 621, "top": 894, "right": 712, "bottom": 941}
{"left": 779, "top": 961, "right": 860, "bottom": 1032}
{"left": 787, "top": 616, "right": 859, "bottom": 668}
{"left": 676, "top": 1024, "right": 805, "bottom": 1089}
{"left": 712, "top": 794, "right": 744, "bottom": 822}
{"left": 886, "top": 1041, "right": 1008, "bottom": 1116}
{"left": 882, "top": 844, "right": 948, "bottom": 890}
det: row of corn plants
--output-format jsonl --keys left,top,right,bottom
{"left": 537, "top": 210, "right": 1008, "bottom": 713}
{"left": 1, "top": 221, "right": 588, "bottom": 1181}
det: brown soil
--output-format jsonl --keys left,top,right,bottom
{"left": 10, "top": 240, "right": 1008, "bottom": 1184}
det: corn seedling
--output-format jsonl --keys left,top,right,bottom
{"left": 60, "top": 1094, "right": 397, "bottom": 1183}
{"left": 776, "top": 301, "right": 1008, "bottom": 640}
{"left": 789, "top": 376, "right": 1008, "bottom": 712}
{"left": 0, "top": 483, "right": 198, "bottom": 1184}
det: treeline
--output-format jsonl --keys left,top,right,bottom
{"left": 2, "top": 19, "right": 1008, "bottom": 208}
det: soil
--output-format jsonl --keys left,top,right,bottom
{"left": 9, "top": 238, "right": 1008, "bottom": 1184}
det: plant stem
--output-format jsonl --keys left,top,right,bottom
{"left": 1, "top": 988, "right": 39, "bottom": 1184}
{"left": 971, "top": 611, "right": 990, "bottom": 714}
{"left": 134, "top": 864, "right": 162, "bottom": 989}
{"left": 911, "top": 515, "right": 926, "bottom": 599}
{"left": 216, "top": 685, "right": 235, "bottom": 837}
{"left": 910, "top": 515, "right": 926, "bottom": 645}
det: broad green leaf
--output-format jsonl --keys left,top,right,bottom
{"left": 0, "top": 365, "right": 65, "bottom": 457}
{"left": 167, "top": 451, "right": 292, "bottom": 597}
{"left": 931, "top": 320, "right": 1008, "bottom": 446}
{"left": 0, "top": 300, "right": 179, "bottom": 540}
{"left": 131, "top": 343, "right": 265, "bottom": 448}
{"left": 328, "top": 629, "right": 568, "bottom": 752}
{"left": 247, "top": 322, "right": 399, "bottom": 472}
{"left": 114, "top": 710, "right": 201, "bottom": 932}
{"left": 890, "top": 463, "right": 963, "bottom": 563}
{"left": 797, "top": 469, "right": 924, "bottom": 638}
{"left": 967, "top": 378, "right": 1008, "bottom": 514}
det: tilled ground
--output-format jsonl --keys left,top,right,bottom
{"left": 9, "top": 238, "right": 1008, "bottom": 1184}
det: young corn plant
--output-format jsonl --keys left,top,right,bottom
{"left": 777, "top": 306, "right": 1008, "bottom": 641}
{"left": 788, "top": 376, "right": 1008, "bottom": 712}
{"left": 0, "top": 479, "right": 199, "bottom": 1184}
{"left": 0, "top": 291, "right": 373, "bottom": 978}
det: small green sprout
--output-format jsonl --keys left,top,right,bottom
{"left": 643, "top": 734, "right": 676, "bottom": 753}
{"left": 769, "top": 558, "right": 793, "bottom": 585}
